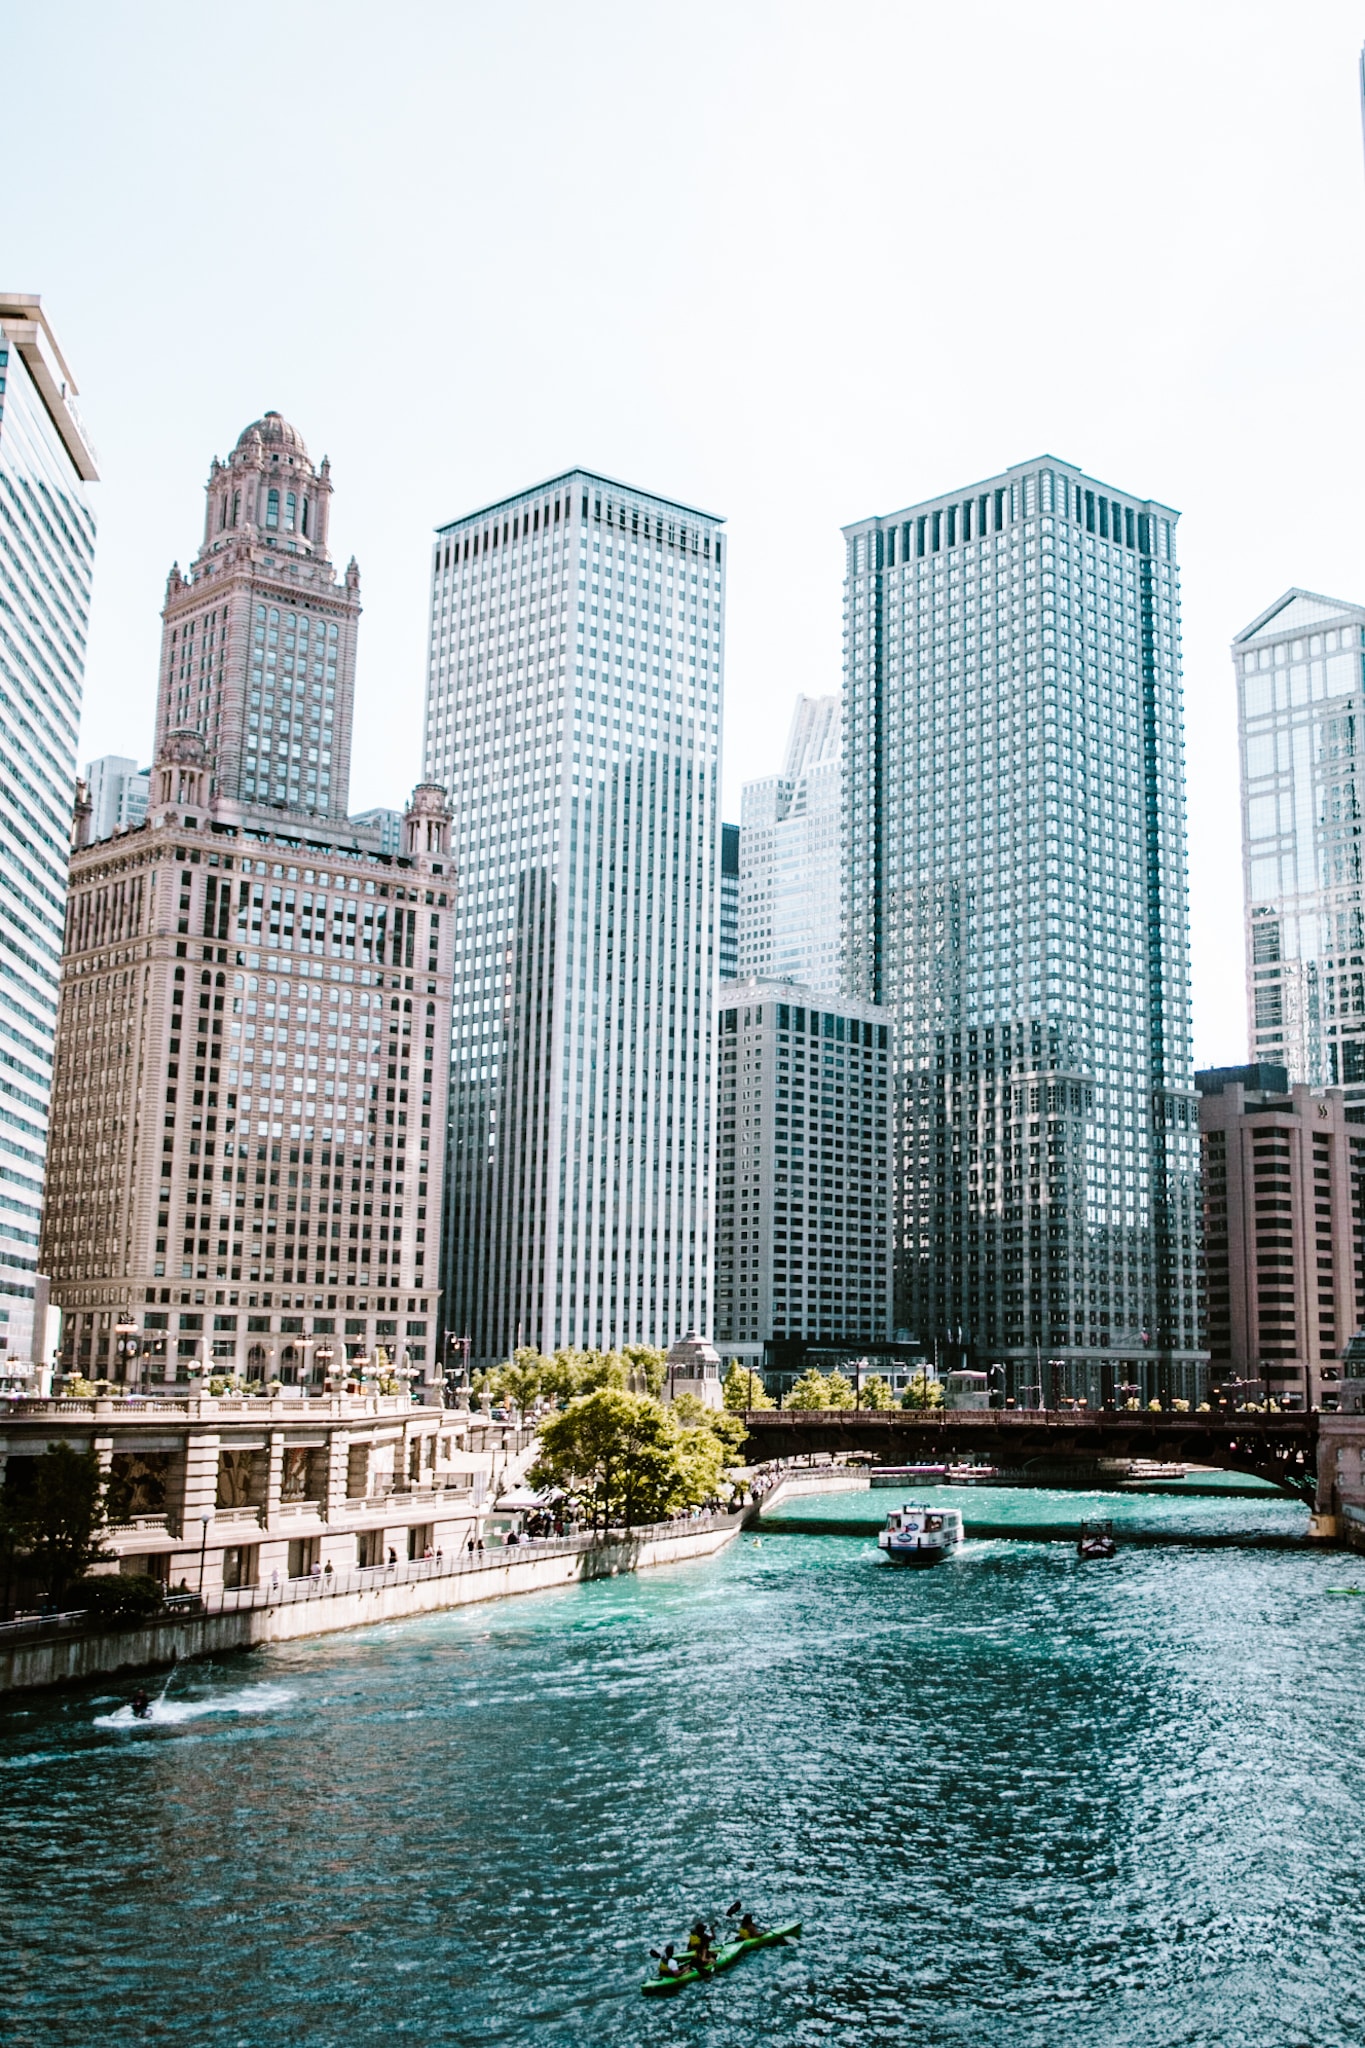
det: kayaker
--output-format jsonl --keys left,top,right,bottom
{"left": 737, "top": 1909, "right": 766, "bottom": 1940}
{"left": 685, "top": 1920, "right": 716, "bottom": 1967}
{"left": 654, "top": 1944, "right": 684, "bottom": 1979}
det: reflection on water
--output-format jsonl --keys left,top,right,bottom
{"left": 3, "top": 1490, "right": 1363, "bottom": 2048}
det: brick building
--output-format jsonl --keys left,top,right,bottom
{"left": 1198, "top": 1064, "right": 1365, "bottom": 1408}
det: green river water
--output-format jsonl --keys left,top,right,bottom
{"left": 3, "top": 1484, "right": 1364, "bottom": 2048}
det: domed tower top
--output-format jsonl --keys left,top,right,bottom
{"left": 199, "top": 408, "right": 333, "bottom": 560}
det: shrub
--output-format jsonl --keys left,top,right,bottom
{"left": 72, "top": 1573, "right": 165, "bottom": 1625}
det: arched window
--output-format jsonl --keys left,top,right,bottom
{"left": 266, "top": 488, "right": 280, "bottom": 529}
{"left": 218, "top": 495, "right": 227, "bottom": 531}
{"left": 285, "top": 492, "right": 296, "bottom": 531}
{"left": 301, "top": 496, "right": 309, "bottom": 537}
{"left": 231, "top": 491, "right": 240, "bottom": 527}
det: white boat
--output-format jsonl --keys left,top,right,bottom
{"left": 877, "top": 1502, "right": 964, "bottom": 1566}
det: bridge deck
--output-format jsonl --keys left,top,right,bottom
{"left": 741, "top": 1408, "right": 1320, "bottom": 1502}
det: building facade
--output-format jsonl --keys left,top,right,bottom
{"left": 719, "top": 821, "right": 739, "bottom": 982}
{"left": 352, "top": 807, "right": 403, "bottom": 856}
{"left": 843, "top": 457, "right": 1203, "bottom": 1403}
{"left": 1232, "top": 588, "right": 1365, "bottom": 1110}
{"left": 1198, "top": 1064, "right": 1365, "bottom": 1410}
{"left": 422, "top": 471, "right": 724, "bottom": 1365}
{"left": 155, "top": 412, "right": 360, "bottom": 822}
{"left": 738, "top": 693, "right": 841, "bottom": 996}
{"left": 0, "top": 294, "right": 98, "bottom": 1377}
{"left": 0, "top": 1390, "right": 497, "bottom": 1594}
{"left": 41, "top": 749, "right": 455, "bottom": 1387}
{"left": 85, "top": 754, "right": 149, "bottom": 840}
{"left": 715, "top": 978, "right": 892, "bottom": 1362}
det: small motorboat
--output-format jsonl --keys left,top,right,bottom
{"left": 1077, "top": 1519, "right": 1117, "bottom": 1560}
{"left": 878, "top": 1502, "right": 964, "bottom": 1565}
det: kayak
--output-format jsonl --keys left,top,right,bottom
{"left": 641, "top": 1921, "right": 801, "bottom": 1995}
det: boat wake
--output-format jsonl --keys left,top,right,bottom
{"left": 95, "top": 1681, "right": 296, "bottom": 1729}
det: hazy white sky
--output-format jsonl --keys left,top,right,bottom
{"left": 6, "top": 1, "right": 1365, "bottom": 1068}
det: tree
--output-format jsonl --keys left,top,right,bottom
{"left": 3, "top": 1444, "right": 109, "bottom": 1600}
{"left": 670, "top": 1392, "right": 748, "bottom": 1463}
{"left": 493, "top": 1347, "right": 547, "bottom": 1417}
{"left": 622, "top": 1345, "right": 668, "bottom": 1397}
{"left": 786, "top": 1369, "right": 831, "bottom": 1410}
{"left": 901, "top": 1370, "right": 944, "bottom": 1411}
{"left": 823, "top": 1370, "right": 855, "bottom": 1409}
{"left": 860, "top": 1374, "right": 894, "bottom": 1410}
{"left": 530, "top": 1387, "right": 708, "bottom": 1530}
{"left": 723, "top": 1360, "right": 773, "bottom": 1411}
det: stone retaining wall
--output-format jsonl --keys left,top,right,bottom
{"left": 0, "top": 1519, "right": 740, "bottom": 1696}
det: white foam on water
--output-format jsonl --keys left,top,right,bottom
{"left": 94, "top": 1681, "right": 297, "bottom": 1728}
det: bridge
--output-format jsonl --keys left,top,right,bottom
{"left": 741, "top": 1407, "right": 1322, "bottom": 1504}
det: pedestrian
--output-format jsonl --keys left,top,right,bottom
{"left": 466, "top": 1534, "right": 476, "bottom": 1556}
{"left": 324, "top": 1559, "right": 334, "bottom": 1579}
{"left": 387, "top": 1546, "right": 397, "bottom": 1567}
{"left": 435, "top": 1545, "right": 443, "bottom": 1563}
{"left": 477, "top": 1537, "right": 485, "bottom": 1557}
{"left": 270, "top": 1568, "right": 280, "bottom": 1594}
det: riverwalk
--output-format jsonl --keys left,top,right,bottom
{"left": 0, "top": 1511, "right": 742, "bottom": 1695}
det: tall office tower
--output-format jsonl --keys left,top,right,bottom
{"left": 0, "top": 295, "right": 98, "bottom": 1378}
{"left": 153, "top": 412, "right": 360, "bottom": 821}
{"left": 423, "top": 472, "right": 725, "bottom": 1366}
{"left": 85, "top": 754, "right": 150, "bottom": 840}
{"left": 1232, "top": 590, "right": 1365, "bottom": 1108}
{"left": 843, "top": 459, "right": 1203, "bottom": 1403}
{"left": 738, "top": 694, "right": 841, "bottom": 996}
{"left": 351, "top": 807, "right": 403, "bottom": 856}
{"left": 715, "top": 977, "right": 892, "bottom": 1364}
{"left": 1198, "top": 1064, "right": 1365, "bottom": 1410}
{"left": 719, "top": 823, "right": 739, "bottom": 980}
{"left": 42, "top": 744, "right": 454, "bottom": 1387}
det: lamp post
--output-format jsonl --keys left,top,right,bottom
{"left": 114, "top": 1320, "right": 139, "bottom": 1393}
{"left": 197, "top": 1512, "right": 211, "bottom": 1598}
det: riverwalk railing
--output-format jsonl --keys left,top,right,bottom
{"left": 0, "top": 1509, "right": 743, "bottom": 1642}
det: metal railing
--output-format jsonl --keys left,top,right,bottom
{"left": 0, "top": 1510, "right": 743, "bottom": 1639}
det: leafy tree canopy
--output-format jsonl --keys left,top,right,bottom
{"left": 723, "top": 1360, "right": 773, "bottom": 1411}
{"left": 860, "top": 1374, "right": 894, "bottom": 1410}
{"left": 1, "top": 1443, "right": 109, "bottom": 1599}
{"left": 529, "top": 1387, "right": 730, "bottom": 1529}
{"left": 901, "top": 1370, "right": 945, "bottom": 1411}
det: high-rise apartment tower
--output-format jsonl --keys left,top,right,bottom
{"left": 1232, "top": 589, "right": 1365, "bottom": 1109}
{"left": 154, "top": 412, "right": 360, "bottom": 821}
{"left": 843, "top": 458, "right": 1202, "bottom": 1401}
{"left": 0, "top": 295, "right": 98, "bottom": 1377}
{"left": 85, "top": 754, "right": 150, "bottom": 840}
{"left": 738, "top": 694, "right": 841, "bottom": 996}
{"left": 423, "top": 471, "right": 725, "bottom": 1366}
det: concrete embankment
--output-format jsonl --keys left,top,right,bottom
{"left": 0, "top": 1516, "right": 740, "bottom": 1696}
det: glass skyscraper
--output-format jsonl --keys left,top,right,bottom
{"left": 0, "top": 295, "right": 98, "bottom": 1375}
{"left": 1232, "top": 587, "right": 1365, "bottom": 1111}
{"left": 423, "top": 471, "right": 725, "bottom": 1366}
{"left": 738, "top": 693, "right": 841, "bottom": 996}
{"left": 843, "top": 457, "right": 1202, "bottom": 1400}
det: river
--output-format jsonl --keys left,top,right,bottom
{"left": 4, "top": 1486, "right": 1365, "bottom": 2048}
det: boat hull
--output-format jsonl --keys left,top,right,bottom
{"left": 882, "top": 1539, "right": 955, "bottom": 1566}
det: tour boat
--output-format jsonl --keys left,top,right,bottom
{"left": 1077, "top": 1519, "right": 1117, "bottom": 1560}
{"left": 877, "top": 1502, "right": 964, "bottom": 1565}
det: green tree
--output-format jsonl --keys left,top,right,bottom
{"left": 670, "top": 1392, "right": 748, "bottom": 1464}
{"left": 492, "top": 1347, "right": 547, "bottom": 1417}
{"left": 859, "top": 1374, "right": 894, "bottom": 1410}
{"left": 622, "top": 1345, "right": 668, "bottom": 1397}
{"left": 723, "top": 1359, "right": 773, "bottom": 1410}
{"left": 786, "top": 1369, "right": 831, "bottom": 1410}
{"left": 823, "top": 1370, "right": 855, "bottom": 1409}
{"left": 3, "top": 1443, "right": 109, "bottom": 1600}
{"left": 901, "top": 1369, "right": 944, "bottom": 1411}
{"left": 530, "top": 1387, "right": 714, "bottom": 1530}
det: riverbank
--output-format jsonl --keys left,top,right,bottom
{"left": 0, "top": 1513, "right": 742, "bottom": 1696}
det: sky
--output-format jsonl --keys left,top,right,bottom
{"left": 6, "top": 0, "right": 1365, "bottom": 1070}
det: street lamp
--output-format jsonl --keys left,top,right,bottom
{"left": 113, "top": 1321, "right": 140, "bottom": 1393}
{"left": 197, "top": 1512, "right": 211, "bottom": 1598}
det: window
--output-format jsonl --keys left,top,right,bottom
{"left": 266, "top": 489, "right": 280, "bottom": 530}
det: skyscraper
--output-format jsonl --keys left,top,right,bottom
{"left": 719, "top": 822, "right": 739, "bottom": 982}
{"left": 154, "top": 412, "right": 360, "bottom": 820}
{"left": 423, "top": 471, "right": 725, "bottom": 1365}
{"left": 0, "top": 294, "right": 98, "bottom": 1376}
{"left": 843, "top": 458, "right": 1202, "bottom": 1401}
{"left": 738, "top": 694, "right": 841, "bottom": 996}
{"left": 1231, "top": 589, "right": 1365, "bottom": 1108}
{"left": 85, "top": 754, "right": 150, "bottom": 840}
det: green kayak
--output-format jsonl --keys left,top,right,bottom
{"left": 642, "top": 1920, "right": 801, "bottom": 1996}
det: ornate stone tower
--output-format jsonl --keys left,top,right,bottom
{"left": 153, "top": 411, "right": 361, "bottom": 821}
